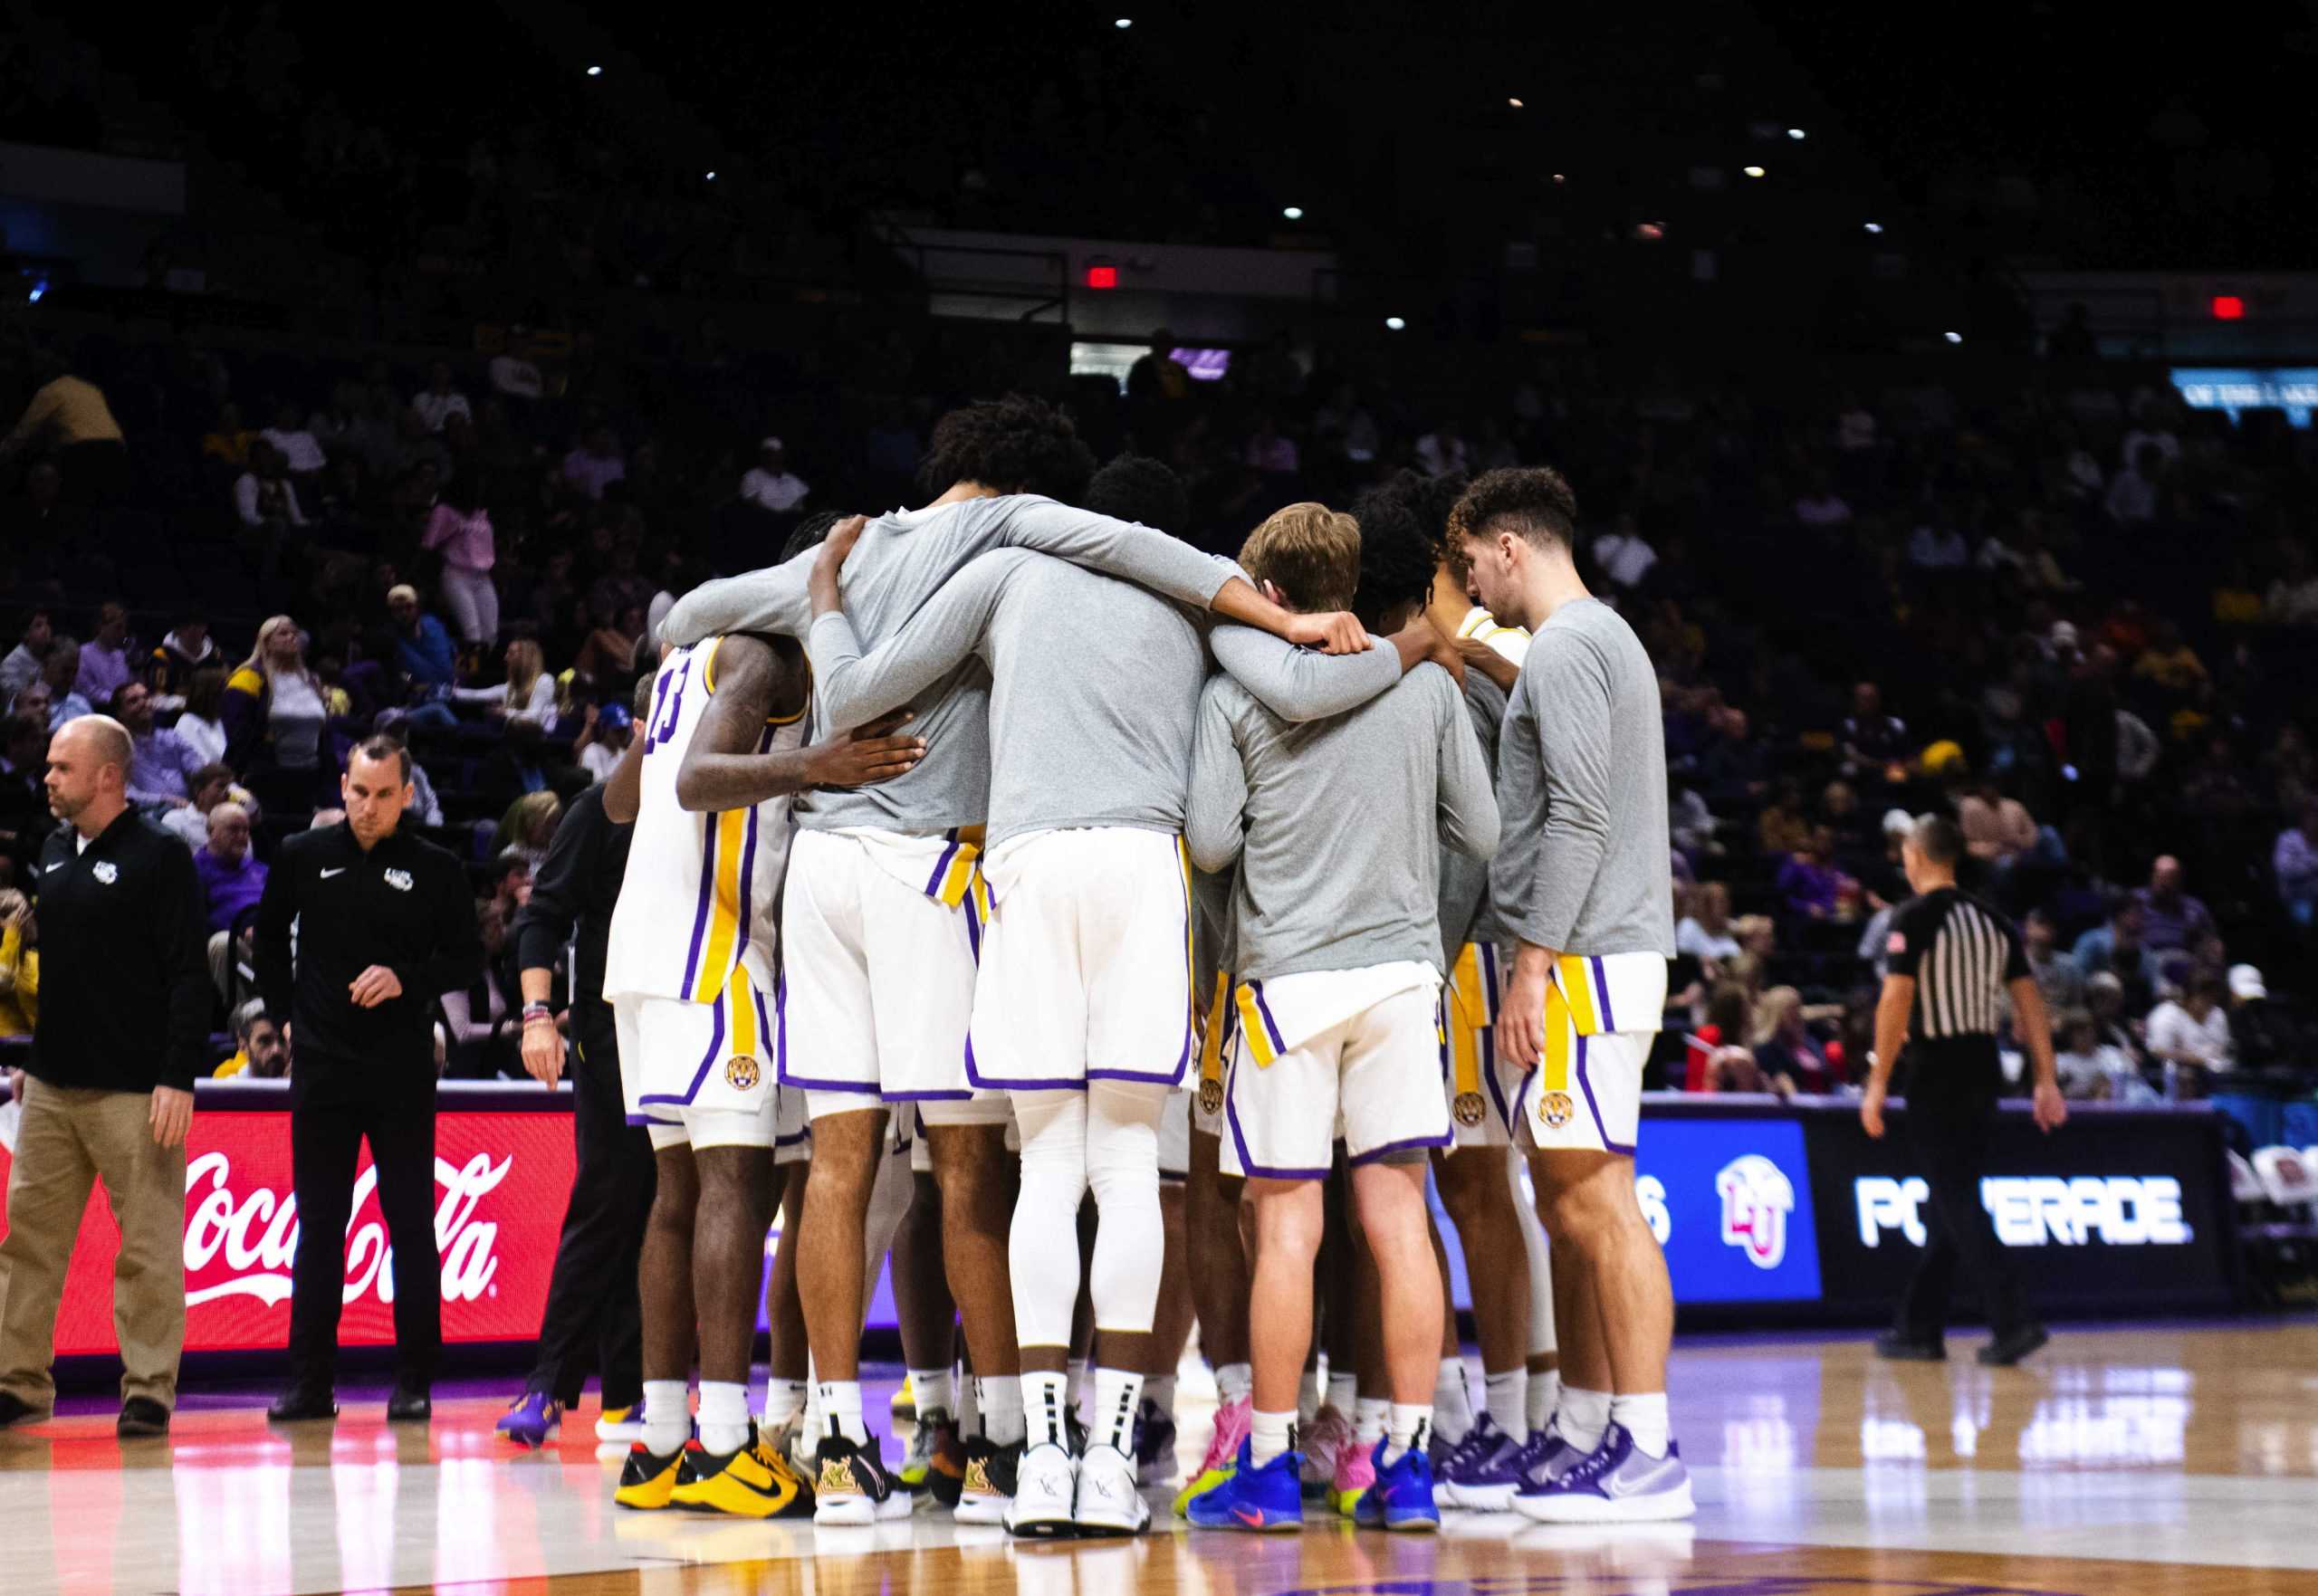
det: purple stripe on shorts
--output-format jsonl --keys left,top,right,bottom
{"left": 733, "top": 804, "right": 761, "bottom": 955}
{"left": 1222, "top": 1037, "right": 1331, "bottom": 1181}
{"left": 638, "top": 990, "right": 727, "bottom": 1108}
{"left": 1348, "top": 1130, "right": 1454, "bottom": 1166}
{"left": 1249, "top": 980, "right": 1287, "bottom": 1056}
{"left": 771, "top": 970, "right": 878, "bottom": 1093}
{"left": 679, "top": 813, "right": 718, "bottom": 996}
{"left": 1589, "top": 955, "right": 1616, "bottom": 1034}
{"left": 1574, "top": 1033, "right": 1636, "bottom": 1154}
{"left": 925, "top": 832, "right": 962, "bottom": 899}
{"left": 1481, "top": 1026, "right": 1516, "bottom": 1132}
{"left": 963, "top": 1032, "right": 1083, "bottom": 1093}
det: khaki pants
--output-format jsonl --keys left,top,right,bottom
{"left": 0, "top": 1078, "right": 187, "bottom": 1414}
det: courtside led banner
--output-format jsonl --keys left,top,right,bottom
{"left": 0, "top": 1094, "right": 576, "bottom": 1356}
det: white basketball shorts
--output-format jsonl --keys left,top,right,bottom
{"left": 965, "top": 827, "right": 1196, "bottom": 1094}
{"left": 776, "top": 827, "right": 1007, "bottom": 1126}
{"left": 1220, "top": 971, "right": 1451, "bottom": 1180}
{"left": 614, "top": 982, "right": 791, "bottom": 1152}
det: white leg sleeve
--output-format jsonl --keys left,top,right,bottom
{"left": 1009, "top": 1089, "right": 1089, "bottom": 1349}
{"left": 1086, "top": 1082, "right": 1168, "bottom": 1338}
{"left": 1510, "top": 1147, "right": 1555, "bottom": 1355}
{"left": 861, "top": 1132, "right": 913, "bottom": 1327}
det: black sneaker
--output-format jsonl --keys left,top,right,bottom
{"left": 1873, "top": 1332, "right": 1946, "bottom": 1362}
{"left": 1978, "top": 1324, "right": 2050, "bottom": 1367}
{"left": 267, "top": 1383, "right": 339, "bottom": 1423}
{"left": 386, "top": 1377, "right": 433, "bottom": 1423}
{"left": 812, "top": 1432, "right": 911, "bottom": 1525}
{"left": 117, "top": 1397, "right": 170, "bottom": 1438}
{"left": 954, "top": 1434, "right": 1021, "bottom": 1525}
{"left": 0, "top": 1391, "right": 48, "bottom": 1429}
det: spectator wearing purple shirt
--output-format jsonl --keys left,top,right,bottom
{"left": 74, "top": 603, "right": 136, "bottom": 707}
{"left": 1777, "top": 824, "right": 1853, "bottom": 920}
{"left": 2130, "top": 855, "right": 2215, "bottom": 954}
{"left": 194, "top": 803, "right": 268, "bottom": 934}
{"left": 560, "top": 425, "right": 627, "bottom": 502}
{"left": 112, "top": 682, "right": 206, "bottom": 805}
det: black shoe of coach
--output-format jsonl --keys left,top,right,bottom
{"left": 267, "top": 1384, "right": 340, "bottom": 1423}
{"left": 1873, "top": 1331, "right": 1947, "bottom": 1362}
{"left": 386, "top": 1377, "right": 433, "bottom": 1423}
{"left": 1977, "top": 1324, "right": 2051, "bottom": 1367}
{"left": 0, "top": 1391, "right": 47, "bottom": 1429}
{"left": 117, "top": 1397, "right": 171, "bottom": 1438}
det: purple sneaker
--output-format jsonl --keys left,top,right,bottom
{"left": 1513, "top": 1422, "right": 1694, "bottom": 1524}
{"left": 1438, "top": 1412, "right": 1526, "bottom": 1512}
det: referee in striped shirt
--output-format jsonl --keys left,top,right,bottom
{"left": 1861, "top": 814, "right": 2066, "bottom": 1367}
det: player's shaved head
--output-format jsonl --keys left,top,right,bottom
{"left": 55, "top": 712, "right": 131, "bottom": 771}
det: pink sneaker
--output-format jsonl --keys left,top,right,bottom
{"left": 1172, "top": 1397, "right": 1252, "bottom": 1518}
{"left": 1332, "top": 1428, "right": 1377, "bottom": 1517}
{"left": 1301, "top": 1405, "right": 1353, "bottom": 1497}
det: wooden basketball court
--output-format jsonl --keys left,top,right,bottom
{"left": 6, "top": 1322, "right": 2316, "bottom": 1596}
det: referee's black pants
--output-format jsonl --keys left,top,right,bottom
{"left": 1897, "top": 1090, "right": 2034, "bottom": 1339}
{"left": 524, "top": 999, "right": 656, "bottom": 1408}
{"left": 287, "top": 1061, "right": 441, "bottom": 1387}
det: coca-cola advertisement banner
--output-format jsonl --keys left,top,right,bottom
{"left": 0, "top": 1105, "right": 575, "bottom": 1355}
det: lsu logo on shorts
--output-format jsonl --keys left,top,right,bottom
{"left": 725, "top": 1053, "right": 762, "bottom": 1093}
{"left": 1539, "top": 1090, "right": 1575, "bottom": 1129}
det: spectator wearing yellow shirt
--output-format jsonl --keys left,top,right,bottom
{"left": 2131, "top": 619, "right": 2207, "bottom": 697}
{"left": 0, "top": 889, "right": 35, "bottom": 1037}
{"left": 0, "top": 349, "right": 126, "bottom": 506}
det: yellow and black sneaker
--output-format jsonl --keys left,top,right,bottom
{"left": 614, "top": 1438, "right": 686, "bottom": 1512}
{"left": 668, "top": 1428, "right": 816, "bottom": 1519}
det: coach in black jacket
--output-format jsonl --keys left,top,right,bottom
{"left": 254, "top": 736, "right": 483, "bottom": 1423}
{"left": 497, "top": 772, "right": 656, "bottom": 1437}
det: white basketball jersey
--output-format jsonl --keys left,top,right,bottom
{"left": 604, "top": 637, "right": 807, "bottom": 1005}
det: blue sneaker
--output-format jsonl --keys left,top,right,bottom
{"left": 1513, "top": 1422, "right": 1694, "bottom": 1524}
{"left": 1354, "top": 1437, "right": 1442, "bottom": 1533}
{"left": 1438, "top": 1412, "right": 1525, "bottom": 1512}
{"left": 1185, "top": 1438, "right": 1304, "bottom": 1532}
{"left": 495, "top": 1391, "right": 562, "bottom": 1448}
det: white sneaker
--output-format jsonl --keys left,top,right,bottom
{"left": 1073, "top": 1443, "right": 1149, "bottom": 1534}
{"left": 1005, "top": 1443, "right": 1078, "bottom": 1536}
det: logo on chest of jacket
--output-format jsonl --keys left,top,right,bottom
{"left": 91, "top": 860, "right": 119, "bottom": 885}
{"left": 384, "top": 868, "right": 415, "bottom": 893}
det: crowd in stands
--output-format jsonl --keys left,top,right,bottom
{"left": 1, "top": 298, "right": 2314, "bottom": 1108}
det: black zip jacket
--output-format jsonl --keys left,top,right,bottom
{"left": 510, "top": 785, "right": 631, "bottom": 1008}
{"left": 254, "top": 822, "right": 484, "bottom": 1071}
{"left": 29, "top": 809, "right": 211, "bottom": 1093}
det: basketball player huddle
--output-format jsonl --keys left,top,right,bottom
{"left": 593, "top": 396, "right": 1691, "bottom": 1536}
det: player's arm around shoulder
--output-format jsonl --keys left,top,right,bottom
{"left": 1185, "top": 674, "right": 1252, "bottom": 874}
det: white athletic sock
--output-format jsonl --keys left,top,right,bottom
{"left": 818, "top": 1380, "right": 869, "bottom": 1447}
{"left": 1528, "top": 1369, "right": 1560, "bottom": 1437}
{"left": 977, "top": 1374, "right": 1026, "bottom": 1447}
{"left": 958, "top": 1364, "right": 978, "bottom": 1432}
{"left": 909, "top": 1367, "right": 955, "bottom": 1421}
{"left": 1325, "top": 1371, "right": 1356, "bottom": 1416}
{"left": 1555, "top": 1385, "right": 1612, "bottom": 1453}
{"left": 762, "top": 1378, "right": 808, "bottom": 1432}
{"left": 1381, "top": 1403, "right": 1432, "bottom": 1466}
{"left": 1023, "top": 1370, "right": 1071, "bottom": 1450}
{"left": 1432, "top": 1356, "right": 1475, "bottom": 1445}
{"left": 1250, "top": 1408, "right": 1295, "bottom": 1466}
{"left": 1483, "top": 1368, "right": 1528, "bottom": 1437}
{"left": 698, "top": 1381, "right": 751, "bottom": 1455}
{"left": 1354, "top": 1395, "right": 1389, "bottom": 1444}
{"left": 1612, "top": 1391, "right": 1671, "bottom": 1458}
{"left": 1297, "top": 1368, "right": 1322, "bottom": 1428}
{"left": 1066, "top": 1358, "right": 1089, "bottom": 1426}
{"left": 1093, "top": 1368, "right": 1143, "bottom": 1454}
{"left": 1145, "top": 1373, "right": 1177, "bottom": 1419}
{"left": 642, "top": 1380, "right": 690, "bottom": 1456}
{"left": 1215, "top": 1362, "right": 1253, "bottom": 1407}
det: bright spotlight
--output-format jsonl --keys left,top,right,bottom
{"left": 1743, "top": 166, "right": 1766, "bottom": 178}
{"left": 586, "top": 65, "right": 602, "bottom": 76}
{"left": 1786, "top": 128, "right": 1806, "bottom": 139}
{"left": 1509, "top": 97, "right": 1524, "bottom": 109}
{"left": 1863, "top": 221, "right": 1884, "bottom": 234}
{"left": 1282, "top": 205, "right": 1304, "bottom": 220}
{"left": 1944, "top": 330, "right": 1963, "bottom": 345}
{"left": 1115, "top": 16, "right": 1132, "bottom": 26}
{"left": 1384, "top": 316, "right": 1406, "bottom": 331}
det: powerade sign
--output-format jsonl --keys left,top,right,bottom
{"left": 1635, "top": 1117, "right": 1822, "bottom": 1304}
{"left": 1802, "top": 1103, "right": 2233, "bottom": 1313}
